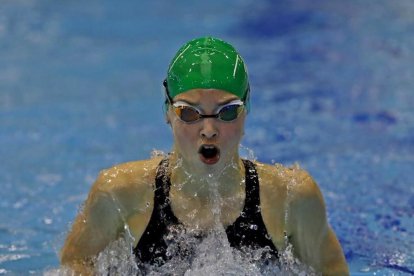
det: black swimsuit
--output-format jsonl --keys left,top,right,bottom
{"left": 134, "top": 158, "right": 278, "bottom": 267}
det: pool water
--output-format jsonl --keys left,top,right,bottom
{"left": 1, "top": 0, "right": 413, "bottom": 274}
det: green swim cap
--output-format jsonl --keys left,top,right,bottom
{"left": 165, "top": 37, "right": 250, "bottom": 101}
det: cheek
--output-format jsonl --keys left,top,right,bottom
{"left": 171, "top": 119, "right": 198, "bottom": 145}
{"left": 226, "top": 127, "right": 243, "bottom": 139}
{"left": 220, "top": 122, "right": 244, "bottom": 145}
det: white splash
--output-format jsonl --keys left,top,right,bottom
{"left": 48, "top": 152, "right": 316, "bottom": 275}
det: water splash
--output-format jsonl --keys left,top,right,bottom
{"left": 151, "top": 149, "right": 168, "bottom": 159}
{"left": 239, "top": 144, "right": 257, "bottom": 161}
{"left": 76, "top": 226, "right": 314, "bottom": 275}
{"left": 95, "top": 235, "right": 139, "bottom": 275}
{"left": 279, "top": 237, "right": 317, "bottom": 276}
{"left": 49, "top": 153, "right": 316, "bottom": 275}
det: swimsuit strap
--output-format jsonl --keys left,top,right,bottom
{"left": 134, "top": 158, "right": 178, "bottom": 265}
{"left": 242, "top": 159, "right": 261, "bottom": 216}
{"left": 226, "top": 159, "right": 278, "bottom": 255}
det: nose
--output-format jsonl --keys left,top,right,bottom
{"left": 200, "top": 118, "right": 219, "bottom": 140}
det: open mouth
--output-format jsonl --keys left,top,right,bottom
{"left": 198, "top": 145, "right": 220, "bottom": 165}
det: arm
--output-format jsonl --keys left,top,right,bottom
{"left": 60, "top": 172, "right": 125, "bottom": 274}
{"left": 288, "top": 172, "right": 349, "bottom": 275}
{"left": 60, "top": 160, "right": 156, "bottom": 274}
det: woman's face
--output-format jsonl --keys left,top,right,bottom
{"left": 167, "top": 89, "right": 246, "bottom": 172}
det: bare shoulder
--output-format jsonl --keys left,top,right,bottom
{"left": 254, "top": 161, "right": 287, "bottom": 199}
{"left": 60, "top": 157, "right": 165, "bottom": 266}
{"left": 94, "top": 157, "right": 163, "bottom": 191}
{"left": 279, "top": 164, "right": 325, "bottom": 213}
{"left": 264, "top": 162, "right": 328, "bottom": 231}
{"left": 255, "top": 161, "right": 348, "bottom": 274}
{"left": 256, "top": 161, "right": 321, "bottom": 200}
{"left": 90, "top": 156, "right": 164, "bottom": 215}
{"left": 253, "top": 161, "right": 291, "bottom": 246}
{"left": 255, "top": 162, "right": 325, "bottom": 248}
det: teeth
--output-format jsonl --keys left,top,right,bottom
{"left": 199, "top": 145, "right": 219, "bottom": 159}
{"left": 199, "top": 145, "right": 215, "bottom": 151}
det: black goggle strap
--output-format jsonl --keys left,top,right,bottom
{"left": 163, "top": 79, "right": 173, "bottom": 103}
{"left": 162, "top": 79, "right": 173, "bottom": 114}
{"left": 242, "top": 84, "right": 251, "bottom": 114}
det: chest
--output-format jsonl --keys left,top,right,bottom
{"left": 169, "top": 190, "right": 245, "bottom": 230}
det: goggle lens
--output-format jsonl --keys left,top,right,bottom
{"left": 218, "top": 104, "right": 243, "bottom": 121}
{"left": 174, "top": 106, "right": 200, "bottom": 122}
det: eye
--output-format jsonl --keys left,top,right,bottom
{"left": 177, "top": 106, "right": 201, "bottom": 122}
{"left": 218, "top": 104, "right": 243, "bottom": 121}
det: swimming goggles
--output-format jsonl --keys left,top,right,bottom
{"left": 172, "top": 100, "right": 245, "bottom": 123}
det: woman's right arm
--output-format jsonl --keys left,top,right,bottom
{"left": 60, "top": 172, "right": 125, "bottom": 274}
{"left": 60, "top": 160, "right": 157, "bottom": 274}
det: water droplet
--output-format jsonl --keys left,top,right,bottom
{"left": 249, "top": 224, "right": 258, "bottom": 230}
{"left": 43, "top": 217, "right": 53, "bottom": 225}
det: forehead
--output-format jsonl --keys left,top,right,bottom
{"left": 173, "top": 89, "right": 239, "bottom": 104}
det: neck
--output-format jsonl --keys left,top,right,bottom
{"left": 169, "top": 152, "right": 245, "bottom": 201}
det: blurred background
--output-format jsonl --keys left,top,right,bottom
{"left": 1, "top": 0, "right": 413, "bottom": 274}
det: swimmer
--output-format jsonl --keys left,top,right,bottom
{"left": 60, "top": 37, "right": 349, "bottom": 275}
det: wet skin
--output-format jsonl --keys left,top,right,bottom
{"left": 60, "top": 89, "right": 349, "bottom": 275}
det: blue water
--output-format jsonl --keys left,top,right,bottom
{"left": 1, "top": 0, "right": 413, "bottom": 274}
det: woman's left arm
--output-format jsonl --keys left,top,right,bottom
{"left": 288, "top": 172, "right": 349, "bottom": 275}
